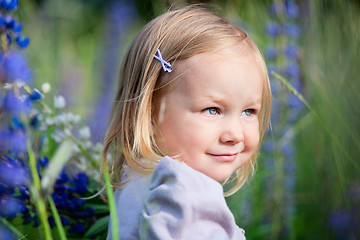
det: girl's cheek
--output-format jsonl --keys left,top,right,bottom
{"left": 249, "top": 124, "right": 260, "bottom": 149}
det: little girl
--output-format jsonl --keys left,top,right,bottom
{"left": 103, "top": 5, "right": 271, "bottom": 240}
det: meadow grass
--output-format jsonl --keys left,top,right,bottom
{"left": 227, "top": 1, "right": 360, "bottom": 239}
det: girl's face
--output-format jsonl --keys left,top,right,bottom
{"left": 153, "top": 45, "right": 263, "bottom": 182}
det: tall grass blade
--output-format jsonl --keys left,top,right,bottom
{"left": 48, "top": 196, "right": 67, "bottom": 240}
{"left": 272, "top": 71, "right": 360, "bottom": 173}
{"left": 27, "top": 139, "right": 53, "bottom": 240}
{"left": 102, "top": 160, "right": 119, "bottom": 240}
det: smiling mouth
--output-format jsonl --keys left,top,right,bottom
{"left": 208, "top": 153, "right": 239, "bottom": 162}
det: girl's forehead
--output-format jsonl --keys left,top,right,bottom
{"left": 165, "top": 48, "right": 263, "bottom": 96}
{"left": 155, "top": 43, "right": 263, "bottom": 96}
{"left": 175, "top": 45, "right": 258, "bottom": 78}
{"left": 185, "top": 44, "right": 253, "bottom": 67}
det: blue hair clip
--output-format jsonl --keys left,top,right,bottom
{"left": 154, "top": 49, "right": 173, "bottom": 73}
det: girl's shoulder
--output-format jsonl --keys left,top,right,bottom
{"left": 141, "top": 156, "right": 246, "bottom": 239}
{"left": 109, "top": 156, "right": 246, "bottom": 240}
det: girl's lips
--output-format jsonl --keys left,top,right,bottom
{"left": 208, "top": 153, "right": 238, "bottom": 162}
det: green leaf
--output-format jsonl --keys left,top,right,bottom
{"left": 84, "top": 215, "right": 110, "bottom": 238}
{"left": 85, "top": 204, "right": 110, "bottom": 214}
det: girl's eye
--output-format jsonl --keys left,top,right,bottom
{"left": 203, "top": 107, "right": 220, "bottom": 115}
{"left": 242, "top": 109, "right": 256, "bottom": 116}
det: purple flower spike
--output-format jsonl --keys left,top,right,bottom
{"left": 154, "top": 49, "right": 173, "bottom": 73}
{"left": 0, "top": 51, "right": 32, "bottom": 83}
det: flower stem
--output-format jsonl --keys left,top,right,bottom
{"left": 48, "top": 196, "right": 67, "bottom": 240}
{"left": 102, "top": 160, "right": 119, "bottom": 240}
{"left": 27, "top": 137, "right": 53, "bottom": 240}
{"left": 0, "top": 32, "right": 8, "bottom": 54}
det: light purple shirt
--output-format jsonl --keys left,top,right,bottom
{"left": 107, "top": 156, "right": 246, "bottom": 240}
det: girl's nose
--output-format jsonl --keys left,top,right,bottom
{"left": 220, "top": 119, "right": 244, "bottom": 144}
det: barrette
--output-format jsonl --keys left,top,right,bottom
{"left": 154, "top": 49, "right": 173, "bottom": 73}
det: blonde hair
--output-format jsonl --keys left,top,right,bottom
{"left": 102, "top": 4, "right": 271, "bottom": 196}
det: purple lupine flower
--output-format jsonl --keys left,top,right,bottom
{"left": 3, "top": 14, "right": 15, "bottom": 29}
{"left": 288, "top": 93, "right": 302, "bottom": 108}
{"left": 61, "top": 216, "right": 70, "bottom": 226}
{"left": 18, "top": 186, "right": 29, "bottom": 200}
{"left": 287, "top": 107, "right": 302, "bottom": 123}
{"left": 0, "top": 0, "right": 18, "bottom": 11}
{"left": 74, "top": 172, "right": 88, "bottom": 194}
{"left": 0, "top": 3, "right": 30, "bottom": 49}
{"left": 268, "top": 2, "right": 283, "bottom": 17}
{"left": 0, "top": 196, "right": 27, "bottom": 218}
{"left": 12, "top": 22, "right": 22, "bottom": 32}
{"left": 270, "top": 97, "right": 280, "bottom": 122}
{"left": 284, "top": 43, "right": 298, "bottom": 59}
{"left": 11, "top": 116, "right": 25, "bottom": 130}
{"left": 329, "top": 210, "right": 351, "bottom": 237}
{"left": 15, "top": 35, "right": 30, "bottom": 48}
{"left": 266, "top": 21, "right": 281, "bottom": 37}
{"left": 68, "top": 223, "right": 85, "bottom": 234}
{"left": 281, "top": 143, "right": 295, "bottom": 160}
{"left": 21, "top": 209, "right": 34, "bottom": 225}
{"left": 265, "top": 46, "right": 278, "bottom": 59}
{"left": 28, "top": 88, "right": 44, "bottom": 101}
{"left": 263, "top": 139, "right": 275, "bottom": 153}
{"left": 0, "top": 129, "right": 27, "bottom": 153}
{"left": 0, "top": 182, "right": 14, "bottom": 195}
{"left": 38, "top": 157, "right": 49, "bottom": 168}
{"left": 48, "top": 215, "right": 55, "bottom": 228}
{"left": 283, "top": 61, "right": 300, "bottom": 79}
{"left": 0, "top": 156, "right": 30, "bottom": 187}
{"left": 285, "top": 0, "right": 299, "bottom": 18}
{"left": 3, "top": 90, "right": 31, "bottom": 113}
{"left": 283, "top": 23, "right": 301, "bottom": 38}
{"left": 0, "top": 51, "right": 32, "bottom": 83}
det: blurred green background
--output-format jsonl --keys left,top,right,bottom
{"left": 15, "top": 0, "right": 360, "bottom": 239}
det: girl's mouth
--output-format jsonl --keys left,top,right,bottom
{"left": 208, "top": 153, "right": 239, "bottom": 162}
